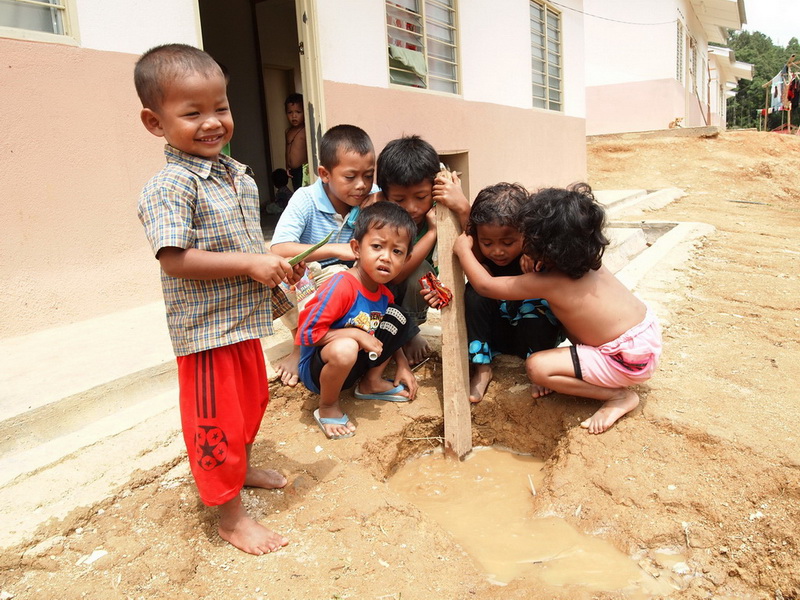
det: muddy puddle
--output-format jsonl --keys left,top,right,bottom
{"left": 389, "top": 446, "right": 684, "bottom": 597}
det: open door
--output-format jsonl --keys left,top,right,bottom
{"left": 295, "top": 0, "right": 326, "bottom": 181}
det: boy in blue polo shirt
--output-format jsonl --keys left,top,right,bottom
{"left": 270, "top": 124, "right": 378, "bottom": 386}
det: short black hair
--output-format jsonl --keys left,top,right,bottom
{"left": 285, "top": 93, "right": 303, "bottom": 109}
{"left": 520, "top": 183, "right": 609, "bottom": 279}
{"left": 353, "top": 201, "right": 417, "bottom": 252}
{"left": 271, "top": 168, "right": 289, "bottom": 187}
{"left": 134, "top": 44, "right": 222, "bottom": 110}
{"left": 376, "top": 135, "right": 439, "bottom": 194}
{"left": 466, "top": 182, "right": 528, "bottom": 236}
{"left": 319, "top": 124, "right": 374, "bottom": 170}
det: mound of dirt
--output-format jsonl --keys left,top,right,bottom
{"left": 2, "top": 129, "right": 800, "bottom": 600}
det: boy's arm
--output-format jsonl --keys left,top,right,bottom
{"left": 269, "top": 193, "right": 355, "bottom": 263}
{"left": 391, "top": 348, "right": 418, "bottom": 399}
{"left": 314, "top": 327, "right": 382, "bottom": 356}
{"left": 392, "top": 210, "right": 437, "bottom": 282}
{"left": 453, "top": 233, "right": 544, "bottom": 301}
{"left": 158, "top": 247, "right": 294, "bottom": 288}
{"left": 271, "top": 241, "right": 355, "bottom": 263}
{"left": 433, "top": 171, "right": 470, "bottom": 231}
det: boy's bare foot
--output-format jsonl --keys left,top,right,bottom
{"left": 530, "top": 384, "right": 553, "bottom": 398}
{"left": 275, "top": 346, "right": 300, "bottom": 386}
{"left": 218, "top": 496, "right": 288, "bottom": 556}
{"left": 245, "top": 467, "right": 288, "bottom": 490}
{"left": 403, "top": 333, "right": 431, "bottom": 365}
{"left": 469, "top": 364, "right": 492, "bottom": 403}
{"left": 580, "top": 388, "right": 639, "bottom": 434}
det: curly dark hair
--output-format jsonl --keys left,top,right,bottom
{"left": 520, "top": 183, "right": 608, "bottom": 279}
{"left": 466, "top": 182, "right": 528, "bottom": 236}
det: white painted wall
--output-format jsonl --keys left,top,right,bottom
{"left": 584, "top": 0, "right": 679, "bottom": 86}
{"left": 459, "top": 0, "right": 531, "bottom": 108}
{"left": 75, "top": 0, "right": 200, "bottom": 54}
{"left": 316, "top": 0, "right": 585, "bottom": 117}
{"left": 316, "top": 0, "right": 387, "bottom": 87}
{"left": 561, "top": 0, "right": 586, "bottom": 118}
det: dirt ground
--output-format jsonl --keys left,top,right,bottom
{"left": 2, "top": 129, "right": 800, "bottom": 599}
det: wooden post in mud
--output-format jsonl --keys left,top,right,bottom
{"left": 435, "top": 201, "right": 472, "bottom": 460}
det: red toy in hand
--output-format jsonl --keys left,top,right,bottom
{"left": 419, "top": 271, "right": 453, "bottom": 308}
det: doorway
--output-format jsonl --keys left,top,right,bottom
{"left": 198, "top": 0, "right": 323, "bottom": 225}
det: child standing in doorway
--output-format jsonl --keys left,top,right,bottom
{"left": 459, "top": 182, "right": 564, "bottom": 404}
{"left": 285, "top": 93, "right": 308, "bottom": 191}
{"left": 135, "top": 44, "right": 303, "bottom": 555}
{"left": 453, "top": 183, "right": 662, "bottom": 434}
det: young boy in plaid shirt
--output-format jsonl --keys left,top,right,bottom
{"left": 135, "top": 43, "right": 301, "bottom": 555}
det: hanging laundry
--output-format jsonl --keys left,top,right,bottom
{"left": 771, "top": 74, "right": 784, "bottom": 111}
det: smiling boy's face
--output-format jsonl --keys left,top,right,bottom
{"left": 140, "top": 71, "right": 233, "bottom": 160}
{"left": 384, "top": 181, "right": 434, "bottom": 226}
{"left": 350, "top": 225, "right": 410, "bottom": 290}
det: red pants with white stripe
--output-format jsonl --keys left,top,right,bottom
{"left": 176, "top": 339, "right": 269, "bottom": 506}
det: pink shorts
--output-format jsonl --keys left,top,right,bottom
{"left": 571, "top": 309, "right": 662, "bottom": 389}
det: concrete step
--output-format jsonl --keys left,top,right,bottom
{"left": 596, "top": 188, "right": 686, "bottom": 218}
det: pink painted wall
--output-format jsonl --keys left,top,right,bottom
{"left": 585, "top": 79, "right": 696, "bottom": 135}
{"left": 1, "top": 38, "right": 165, "bottom": 338}
{"left": 323, "top": 81, "right": 587, "bottom": 195}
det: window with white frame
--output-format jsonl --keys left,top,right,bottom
{"left": 676, "top": 21, "right": 684, "bottom": 83}
{"left": 385, "top": 0, "right": 459, "bottom": 94}
{"left": 0, "top": 0, "right": 76, "bottom": 41}
{"left": 531, "top": 1, "right": 562, "bottom": 111}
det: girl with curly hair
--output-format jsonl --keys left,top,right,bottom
{"left": 453, "top": 183, "right": 662, "bottom": 433}
{"left": 457, "top": 182, "right": 564, "bottom": 404}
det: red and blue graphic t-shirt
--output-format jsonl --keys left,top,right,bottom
{"left": 296, "top": 271, "right": 394, "bottom": 392}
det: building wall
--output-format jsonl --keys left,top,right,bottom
{"left": 324, "top": 81, "right": 586, "bottom": 192}
{"left": 3, "top": 0, "right": 587, "bottom": 338}
{"left": 0, "top": 38, "right": 171, "bottom": 338}
{"left": 1, "top": 1, "right": 202, "bottom": 338}
{"left": 584, "top": 0, "right": 713, "bottom": 134}
{"left": 316, "top": 0, "right": 587, "bottom": 190}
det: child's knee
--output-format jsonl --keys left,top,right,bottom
{"left": 322, "top": 338, "right": 360, "bottom": 366}
{"left": 525, "top": 353, "right": 545, "bottom": 382}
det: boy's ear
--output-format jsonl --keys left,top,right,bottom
{"left": 318, "top": 165, "right": 330, "bottom": 184}
{"left": 140, "top": 108, "right": 165, "bottom": 137}
{"left": 349, "top": 238, "right": 359, "bottom": 258}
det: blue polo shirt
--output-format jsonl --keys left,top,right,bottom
{"left": 270, "top": 178, "right": 379, "bottom": 266}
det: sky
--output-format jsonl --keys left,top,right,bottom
{"left": 742, "top": 0, "right": 800, "bottom": 46}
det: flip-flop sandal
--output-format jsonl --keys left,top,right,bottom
{"left": 353, "top": 382, "right": 410, "bottom": 402}
{"left": 313, "top": 408, "right": 355, "bottom": 440}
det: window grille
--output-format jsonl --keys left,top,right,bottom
{"left": 531, "top": 1, "right": 562, "bottom": 111}
{"left": 386, "top": 0, "right": 459, "bottom": 94}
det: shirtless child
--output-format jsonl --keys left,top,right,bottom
{"left": 454, "top": 183, "right": 662, "bottom": 434}
{"left": 285, "top": 93, "right": 308, "bottom": 191}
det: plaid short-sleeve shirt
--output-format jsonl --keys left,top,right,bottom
{"left": 138, "top": 145, "right": 290, "bottom": 356}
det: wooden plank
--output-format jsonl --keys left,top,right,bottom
{"left": 435, "top": 200, "right": 472, "bottom": 460}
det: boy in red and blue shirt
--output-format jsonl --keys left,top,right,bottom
{"left": 297, "top": 202, "right": 419, "bottom": 439}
